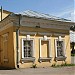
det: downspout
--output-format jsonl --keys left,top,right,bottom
{"left": 1, "top": 6, "right": 3, "bottom": 21}
{"left": 16, "top": 14, "right": 21, "bottom": 68}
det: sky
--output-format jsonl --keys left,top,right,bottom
{"left": 0, "top": 0, "right": 74, "bottom": 21}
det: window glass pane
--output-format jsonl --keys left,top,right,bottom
{"left": 57, "top": 41, "right": 64, "bottom": 57}
{"left": 23, "top": 40, "right": 33, "bottom": 57}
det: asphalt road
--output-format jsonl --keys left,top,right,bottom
{"left": 0, "top": 66, "right": 75, "bottom": 75}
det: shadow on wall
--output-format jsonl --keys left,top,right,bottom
{"left": 0, "top": 66, "right": 15, "bottom": 70}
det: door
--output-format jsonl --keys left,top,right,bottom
{"left": 0, "top": 36, "right": 3, "bottom": 64}
{"left": 0, "top": 34, "right": 8, "bottom": 64}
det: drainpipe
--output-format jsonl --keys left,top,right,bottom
{"left": 16, "top": 14, "right": 21, "bottom": 68}
{"left": 16, "top": 29, "right": 19, "bottom": 68}
{"left": 1, "top": 6, "right": 3, "bottom": 21}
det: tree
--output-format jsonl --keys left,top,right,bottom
{"left": 70, "top": 25, "right": 75, "bottom": 54}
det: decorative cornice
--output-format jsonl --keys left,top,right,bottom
{"left": 0, "top": 15, "right": 19, "bottom": 32}
{"left": 20, "top": 31, "right": 37, "bottom": 35}
{"left": 38, "top": 32, "right": 52, "bottom": 36}
{"left": 20, "top": 17, "right": 71, "bottom": 30}
{"left": 0, "top": 14, "right": 73, "bottom": 32}
{"left": 20, "top": 30, "right": 66, "bottom": 36}
{"left": 0, "top": 22, "right": 13, "bottom": 32}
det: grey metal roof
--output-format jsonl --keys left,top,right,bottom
{"left": 16, "top": 10, "right": 71, "bottom": 22}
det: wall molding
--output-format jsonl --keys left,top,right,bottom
{"left": 20, "top": 17, "right": 71, "bottom": 30}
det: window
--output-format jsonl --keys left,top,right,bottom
{"left": 55, "top": 39, "right": 66, "bottom": 61}
{"left": 57, "top": 41, "right": 64, "bottom": 57}
{"left": 22, "top": 39, "right": 33, "bottom": 58}
{"left": 23, "top": 41, "right": 32, "bottom": 57}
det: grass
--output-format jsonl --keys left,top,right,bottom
{"left": 51, "top": 63, "right": 75, "bottom": 68}
{"left": 71, "top": 54, "right": 75, "bottom": 56}
{"left": 31, "top": 64, "right": 37, "bottom": 68}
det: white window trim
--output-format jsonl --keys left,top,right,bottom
{"left": 55, "top": 39, "right": 66, "bottom": 57}
{"left": 22, "top": 38, "right": 35, "bottom": 59}
{"left": 55, "top": 39, "right": 57, "bottom": 57}
{"left": 39, "top": 38, "right": 51, "bottom": 58}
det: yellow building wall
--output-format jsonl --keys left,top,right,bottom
{"left": 0, "top": 23, "right": 71, "bottom": 69}
{"left": 51, "top": 35, "right": 71, "bottom": 65}
{"left": 65, "top": 35, "right": 71, "bottom": 63}
{"left": 0, "top": 26, "right": 15, "bottom": 68}
{"left": 13, "top": 26, "right": 71, "bottom": 68}
{"left": 41, "top": 41, "right": 49, "bottom": 57}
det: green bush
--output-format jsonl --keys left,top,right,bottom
{"left": 51, "top": 63, "right": 75, "bottom": 68}
{"left": 32, "top": 64, "right": 37, "bottom": 68}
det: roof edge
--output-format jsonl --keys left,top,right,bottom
{"left": 0, "top": 9, "right": 12, "bottom": 13}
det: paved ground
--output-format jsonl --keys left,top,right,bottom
{"left": 0, "top": 66, "right": 75, "bottom": 75}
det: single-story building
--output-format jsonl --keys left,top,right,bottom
{"left": 0, "top": 10, "right": 75, "bottom": 68}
